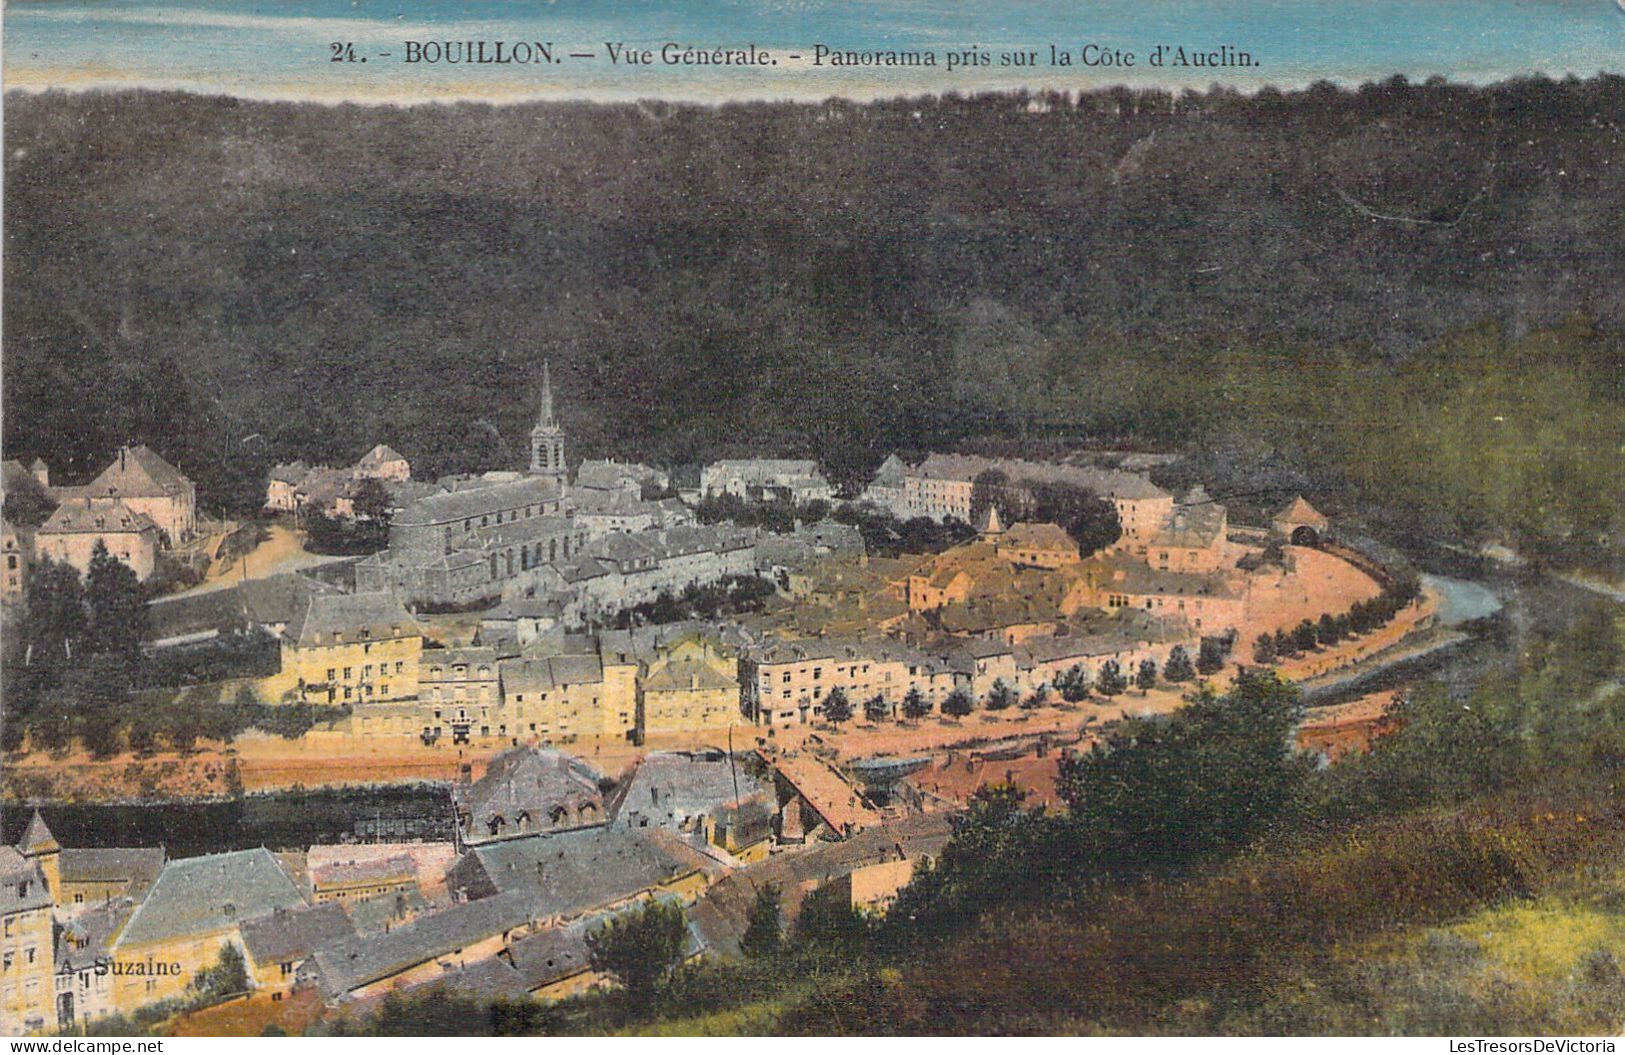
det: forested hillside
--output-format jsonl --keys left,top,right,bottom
{"left": 4, "top": 78, "right": 1621, "bottom": 564}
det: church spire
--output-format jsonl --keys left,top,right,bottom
{"left": 530, "top": 361, "right": 567, "bottom": 485}
{"left": 538, "top": 360, "right": 556, "bottom": 429}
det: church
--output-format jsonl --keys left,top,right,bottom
{"left": 355, "top": 364, "right": 753, "bottom": 614}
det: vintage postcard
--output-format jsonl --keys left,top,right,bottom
{"left": 2, "top": 0, "right": 1622, "bottom": 1042}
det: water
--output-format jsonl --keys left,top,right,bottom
{"left": 4, "top": 0, "right": 1622, "bottom": 103}
{"left": 0, "top": 784, "right": 454, "bottom": 859}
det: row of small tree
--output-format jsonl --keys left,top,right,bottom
{"left": 816, "top": 639, "right": 1233, "bottom": 727}
{"left": 1252, "top": 581, "right": 1419, "bottom": 665}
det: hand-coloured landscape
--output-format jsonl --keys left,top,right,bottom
{"left": 2, "top": 0, "right": 1622, "bottom": 1040}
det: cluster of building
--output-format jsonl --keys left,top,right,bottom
{"left": 2, "top": 445, "right": 198, "bottom": 587}
{"left": 264, "top": 444, "right": 419, "bottom": 519}
{"left": 349, "top": 366, "right": 750, "bottom": 611}
{"left": 0, "top": 741, "right": 945, "bottom": 1036}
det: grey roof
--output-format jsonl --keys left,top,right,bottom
{"left": 240, "top": 902, "right": 356, "bottom": 968}
{"left": 453, "top": 748, "right": 606, "bottom": 834}
{"left": 56, "top": 899, "right": 136, "bottom": 973}
{"left": 608, "top": 752, "right": 771, "bottom": 829}
{"left": 424, "top": 954, "right": 532, "bottom": 1002}
{"left": 312, "top": 889, "right": 540, "bottom": 999}
{"left": 285, "top": 591, "right": 420, "bottom": 647}
{"left": 393, "top": 476, "right": 562, "bottom": 528}
{"left": 507, "top": 920, "right": 593, "bottom": 990}
{"left": 40, "top": 497, "right": 159, "bottom": 536}
{"left": 146, "top": 573, "right": 338, "bottom": 642}
{"left": 17, "top": 810, "right": 56, "bottom": 853}
{"left": 499, "top": 654, "right": 605, "bottom": 696}
{"left": 0, "top": 847, "right": 51, "bottom": 916}
{"left": 116, "top": 847, "right": 305, "bottom": 947}
{"left": 87, "top": 445, "right": 192, "bottom": 498}
{"left": 454, "top": 828, "right": 700, "bottom": 919}
{"left": 345, "top": 888, "right": 434, "bottom": 936}
{"left": 58, "top": 847, "right": 166, "bottom": 898}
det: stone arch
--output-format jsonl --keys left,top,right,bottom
{"left": 1290, "top": 525, "right": 1321, "bottom": 547}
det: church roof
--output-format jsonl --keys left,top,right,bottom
{"left": 393, "top": 476, "right": 561, "bottom": 527}
{"left": 88, "top": 445, "right": 191, "bottom": 498}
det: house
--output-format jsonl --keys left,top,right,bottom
{"left": 304, "top": 890, "right": 542, "bottom": 1004}
{"left": 995, "top": 522, "right": 1079, "bottom": 570}
{"left": 699, "top": 460, "right": 833, "bottom": 505}
{"left": 2, "top": 816, "right": 58, "bottom": 1035}
{"left": 444, "top": 827, "right": 710, "bottom": 918}
{"left": 607, "top": 751, "right": 774, "bottom": 850}
{"left": 56, "top": 445, "right": 196, "bottom": 545}
{"left": 1146, "top": 486, "right": 1229, "bottom": 573}
{"left": 635, "top": 634, "right": 742, "bottom": 739}
{"left": 34, "top": 498, "right": 163, "bottom": 581}
{"left": 453, "top": 747, "right": 608, "bottom": 845}
{"left": 54, "top": 847, "right": 166, "bottom": 918}
{"left": 108, "top": 847, "right": 305, "bottom": 1011}
{"left": 308, "top": 855, "right": 418, "bottom": 905}
{"left": 355, "top": 445, "right": 410, "bottom": 483}
{"left": 239, "top": 903, "right": 355, "bottom": 999}
{"left": 53, "top": 899, "right": 134, "bottom": 1030}
{"left": 276, "top": 591, "right": 423, "bottom": 707}
{"left": 2, "top": 520, "right": 33, "bottom": 603}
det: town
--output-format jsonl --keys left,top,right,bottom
{"left": 0, "top": 362, "right": 1440, "bottom": 1035}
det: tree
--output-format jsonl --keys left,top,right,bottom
{"left": 24, "top": 557, "right": 86, "bottom": 665}
{"left": 1318, "top": 612, "right": 1341, "bottom": 647}
{"left": 1253, "top": 633, "right": 1278, "bottom": 665}
{"left": 1057, "top": 669, "right": 1308, "bottom": 879}
{"left": 822, "top": 687, "right": 853, "bottom": 726}
{"left": 349, "top": 477, "right": 393, "bottom": 521}
{"left": 1022, "top": 683, "right": 1049, "bottom": 710}
{"left": 942, "top": 688, "right": 975, "bottom": 718}
{"left": 84, "top": 541, "right": 146, "bottom": 660}
{"left": 1196, "top": 638, "right": 1226, "bottom": 675}
{"left": 795, "top": 882, "right": 869, "bottom": 952}
{"left": 740, "top": 883, "right": 784, "bottom": 959}
{"left": 863, "top": 694, "right": 890, "bottom": 723}
{"left": 1293, "top": 619, "right": 1320, "bottom": 653}
{"left": 1136, "top": 658, "right": 1158, "bottom": 693}
{"left": 1164, "top": 645, "right": 1196, "bottom": 682}
{"left": 985, "top": 679, "right": 1016, "bottom": 711}
{"left": 1275, "top": 628, "right": 1298, "bottom": 659}
{"left": 901, "top": 686, "right": 931, "bottom": 720}
{"left": 1057, "top": 664, "right": 1091, "bottom": 702}
{"left": 1096, "top": 660, "right": 1127, "bottom": 697}
{"left": 1026, "top": 480, "right": 1123, "bottom": 555}
{"left": 192, "top": 941, "right": 249, "bottom": 1000}
{"left": 586, "top": 899, "right": 689, "bottom": 1002}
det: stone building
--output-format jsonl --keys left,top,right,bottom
{"left": 277, "top": 591, "right": 423, "bottom": 706}
{"left": 48, "top": 445, "right": 196, "bottom": 545}
{"left": 34, "top": 498, "right": 162, "bottom": 581}
{"left": 2, "top": 815, "right": 58, "bottom": 1036}
{"left": 700, "top": 459, "right": 833, "bottom": 504}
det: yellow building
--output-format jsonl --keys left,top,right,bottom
{"left": 1146, "top": 486, "right": 1229, "bottom": 574}
{"left": 55, "top": 847, "right": 166, "bottom": 918}
{"left": 309, "top": 854, "right": 418, "bottom": 905}
{"left": 637, "top": 634, "right": 741, "bottom": 739}
{"left": 239, "top": 903, "right": 355, "bottom": 1000}
{"left": 3, "top": 814, "right": 59, "bottom": 1035}
{"left": 995, "top": 521, "right": 1080, "bottom": 570}
{"left": 280, "top": 591, "right": 423, "bottom": 706}
{"left": 499, "top": 652, "right": 636, "bottom": 745}
{"left": 108, "top": 848, "right": 306, "bottom": 1012}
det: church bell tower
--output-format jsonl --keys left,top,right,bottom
{"left": 530, "top": 361, "right": 568, "bottom": 487}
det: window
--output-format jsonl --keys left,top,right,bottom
{"left": 326, "top": 668, "right": 336, "bottom": 681}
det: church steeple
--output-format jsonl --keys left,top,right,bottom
{"left": 537, "top": 360, "right": 557, "bottom": 429}
{"left": 530, "top": 360, "right": 567, "bottom": 487}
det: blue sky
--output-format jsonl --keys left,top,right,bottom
{"left": 5, "top": 0, "right": 1623, "bottom": 102}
